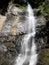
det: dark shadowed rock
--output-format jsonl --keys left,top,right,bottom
{"left": 0, "top": 0, "right": 11, "bottom": 15}
{"left": 0, "top": 34, "right": 24, "bottom": 65}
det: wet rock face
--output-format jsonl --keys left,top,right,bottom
{"left": 0, "top": 3, "right": 48, "bottom": 65}
{"left": 0, "top": 0, "right": 27, "bottom": 15}
{"left": 0, "top": 35, "right": 23, "bottom": 65}
{"left": 0, "top": 0, "right": 45, "bottom": 15}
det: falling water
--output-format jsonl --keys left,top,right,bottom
{"left": 15, "top": 4, "right": 38, "bottom": 65}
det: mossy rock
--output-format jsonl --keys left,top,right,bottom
{"left": 38, "top": 49, "right": 49, "bottom": 65}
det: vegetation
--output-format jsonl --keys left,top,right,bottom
{"left": 38, "top": 1, "right": 49, "bottom": 22}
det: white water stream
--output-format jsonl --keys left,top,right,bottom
{"left": 15, "top": 4, "right": 38, "bottom": 65}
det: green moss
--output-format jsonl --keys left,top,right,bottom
{"left": 38, "top": 1, "right": 49, "bottom": 22}
{"left": 39, "top": 49, "right": 49, "bottom": 65}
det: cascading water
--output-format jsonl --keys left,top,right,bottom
{"left": 15, "top": 4, "right": 38, "bottom": 65}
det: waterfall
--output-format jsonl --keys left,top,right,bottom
{"left": 15, "top": 4, "right": 38, "bottom": 65}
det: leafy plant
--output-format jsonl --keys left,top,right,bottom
{"left": 39, "top": 1, "right": 49, "bottom": 22}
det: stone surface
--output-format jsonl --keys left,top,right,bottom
{"left": 0, "top": 4, "right": 49, "bottom": 65}
{"left": 0, "top": 35, "right": 23, "bottom": 65}
{"left": 0, "top": 15, "right": 6, "bottom": 31}
{"left": 38, "top": 49, "right": 49, "bottom": 65}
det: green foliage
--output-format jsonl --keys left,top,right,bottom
{"left": 39, "top": 1, "right": 49, "bottom": 22}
